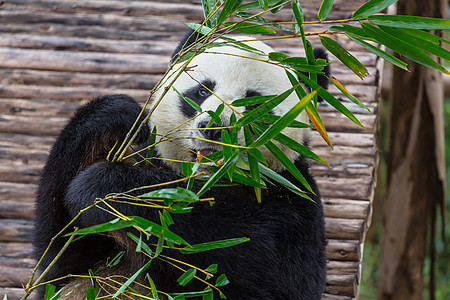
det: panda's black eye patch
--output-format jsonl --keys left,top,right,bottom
{"left": 180, "top": 80, "right": 216, "bottom": 117}
{"left": 245, "top": 90, "right": 261, "bottom": 98}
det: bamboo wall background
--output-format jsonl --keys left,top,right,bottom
{"left": 0, "top": 0, "right": 380, "bottom": 299}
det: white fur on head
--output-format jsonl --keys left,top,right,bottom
{"left": 150, "top": 37, "right": 310, "bottom": 173}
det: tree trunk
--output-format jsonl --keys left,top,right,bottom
{"left": 377, "top": 0, "right": 446, "bottom": 300}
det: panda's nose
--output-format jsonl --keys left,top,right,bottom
{"left": 198, "top": 120, "right": 223, "bottom": 141}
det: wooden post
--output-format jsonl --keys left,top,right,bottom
{"left": 377, "top": 0, "right": 446, "bottom": 299}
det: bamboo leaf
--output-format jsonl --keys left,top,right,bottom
{"left": 186, "top": 23, "right": 213, "bottom": 35}
{"left": 173, "top": 87, "right": 202, "bottom": 113}
{"left": 215, "top": 274, "right": 230, "bottom": 287}
{"left": 197, "top": 150, "right": 240, "bottom": 197}
{"left": 258, "top": 163, "right": 313, "bottom": 201}
{"left": 331, "top": 76, "right": 371, "bottom": 112}
{"left": 347, "top": 35, "right": 409, "bottom": 71}
{"left": 177, "top": 269, "right": 197, "bottom": 286}
{"left": 253, "top": 126, "right": 313, "bottom": 194}
{"left": 291, "top": 0, "right": 303, "bottom": 33}
{"left": 234, "top": 12, "right": 292, "bottom": 32}
{"left": 393, "top": 27, "right": 450, "bottom": 45}
{"left": 127, "top": 232, "right": 153, "bottom": 255}
{"left": 224, "top": 21, "right": 276, "bottom": 34}
{"left": 244, "top": 126, "right": 262, "bottom": 202}
{"left": 258, "top": 0, "right": 269, "bottom": 10}
{"left": 285, "top": 70, "right": 332, "bottom": 147}
{"left": 201, "top": 0, "right": 217, "bottom": 27}
{"left": 368, "top": 15, "right": 450, "bottom": 30}
{"left": 217, "top": 0, "right": 244, "bottom": 25}
{"left": 306, "top": 103, "right": 332, "bottom": 148}
{"left": 352, "top": 0, "right": 398, "bottom": 20}
{"left": 328, "top": 24, "right": 374, "bottom": 40}
{"left": 268, "top": 52, "right": 290, "bottom": 62}
{"left": 237, "top": 0, "right": 281, "bottom": 11}
{"left": 296, "top": 72, "right": 365, "bottom": 128}
{"left": 140, "top": 188, "right": 199, "bottom": 203}
{"left": 257, "top": 113, "right": 312, "bottom": 128}
{"left": 361, "top": 22, "right": 449, "bottom": 74}
{"left": 320, "top": 36, "right": 369, "bottom": 79}
{"left": 180, "top": 237, "right": 250, "bottom": 254}
{"left": 231, "top": 94, "right": 275, "bottom": 107}
{"left": 236, "top": 86, "right": 297, "bottom": 126}
{"left": 251, "top": 91, "right": 317, "bottom": 148}
{"left": 318, "top": 0, "right": 334, "bottom": 21}
{"left": 378, "top": 25, "right": 450, "bottom": 61}
{"left": 112, "top": 260, "right": 152, "bottom": 298}
{"left": 146, "top": 275, "right": 160, "bottom": 300}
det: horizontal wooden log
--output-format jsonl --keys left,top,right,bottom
{"left": 317, "top": 177, "right": 373, "bottom": 201}
{"left": 326, "top": 240, "right": 361, "bottom": 262}
{"left": 325, "top": 274, "right": 358, "bottom": 297}
{"left": 327, "top": 261, "right": 360, "bottom": 276}
{"left": 0, "top": 182, "right": 37, "bottom": 202}
{"left": 0, "top": 256, "right": 35, "bottom": 269}
{"left": 322, "top": 293, "right": 354, "bottom": 300}
{"left": 0, "top": 48, "right": 169, "bottom": 74}
{"left": 323, "top": 198, "right": 370, "bottom": 220}
{"left": 325, "top": 218, "right": 365, "bottom": 241}
{"left": 0, "top": 69, "right": 161, "bottom": 90}
{"left": 0, "top": 219, "right": 33, "bottom": 243}
{"left": 0, "top": 242, "right": 33, "bottom": 259}
{"left": 0, "top": 200, "right": 34, "bottom": 220}
{"left": 0, "top": 33, "right": 180, "bottom": 55}
{"left": 0, "top": 266, "right": 32, "bottom": 288}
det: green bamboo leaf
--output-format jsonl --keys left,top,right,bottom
{"left": 217, "top": 0, "right": 244, "bottom": 25}
{"left": 280, "top": 57, "right": 325, "bottom": 73}
{"left": 328, "top": 24, "right": 374, "bottom": 40}
{"left": 206, "top": 103, "right": 224, "bottom": 127}
{"left": 254, "top": 130, "right": 313, "bottom": 194}
{"left": 201, "top": 0, "right": 217, "bottom": 27}
{"left": 231, "top": 94, "right": 275, "bottom": 107}
{"left": 112, "top": 260, "right": 152, "bottom": 298}
{"left": 268, "top": 52, "right": 290, "bottom": 62}
{"left": 86, "top": 288, "right": 95, "bottom": 300}
{"left": 197, "top": 150, "right": 240, "bottom": 197}
{"left": 331, "top": 76, "right": 371, "bottom": 112}
{"left": 291, "top": 0, "right": 303, "bottom": 33}
{"left": 318, "top": 0, "right": 334, "bottom": 21}
{"left": 296, "top": 72, "right": 365, "bottom": 128}
{"left": 236, "top": 86, "right": 297, "bottom": 126}
{"left": 257, "top": 113, "right": 312, "bottom": 128}
{"left": 347, "top": 35, "right": 409, "bottom": 71}
{"left": 352, "top": 0, "right": 398, "bottom": 20}
{"left": 45, "top": 284, "right": 56, "bottom": 300}
{"left": 177, "top": 269, "right": 197, "bottom": 286}
{"left": 394, "top": 28, "right": 450, "bottom": 45}
{"left": 221, "top": 130, "right": 234, "bottom": 180}
{"left": 146, "top": 275, "right": 160, "bottom": 300}
{"left": 146, "top": 126, "right": 157, "bottom": 165}
{"left": 224, "top": 21, "right": 276, "bottom": 34}
{"left": 186, "top": 23, "right": 213, "bottom": 35}
{"left": 252, "top": 91, "right": 317, "bottom": 148}
{"left": 234, "top": 12, "right": 292, "bottom": 32}
{"left": 368, "top": 15, "right": 450, "bottom": 30}
{"left": 252, "top": 122, "right": 328, "bottom": 164}
{"left": 173, "top": 87, "right": 202, "bottom": 113}
{"left": 215, "top": 274, "right": 230, "bottom": 287}
{"left": 259, "top": 0, "right": 269, "bottom": 10}
{"left": 237, "top": 0, "right": 280, "bottom": 10}
{"left": 128, "top": 232, "right": 153, "bottom": 255}
{"left": 244, "top": 126, "right": 262, "bottom": 202}
{"left": 320, "top": 35, "right": 369, "bottom": 79}
{"left": 218, "top": 36, "right": 266, "bottom": 55}
{"left": 180, "top": 237, "right": 250, "bottom": 254}
{"left": 258, "top": 162, "right": 313, "bottom": 201}
{"left": 378, "top": 26, "right": 450, "bottom": 61}
{"left": 361, "top": 22, "right": 449, "bottom": 74}
{"left": 270, "top": 0, "right": 287, "bottom": 13}
{"left": 285, "top": 70, "right": 332, "bottom": 147}
{"left": 66, "top": 218, "right": 134, "bottom": 236}
{"left": 140, "top": 188, "right": 199, "bottom": 203}
{"left": 129, "top": 216, "right": 190, "bottom": 246}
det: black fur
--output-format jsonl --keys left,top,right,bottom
{"left": 33, "top": 34, "right": 327, "bottom": 299}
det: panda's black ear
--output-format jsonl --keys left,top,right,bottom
{"left": 170, "top": 28, "right": 205, "bottom": 64}
{"left": 298, "top": 48, "right": 330, "bottom": 102}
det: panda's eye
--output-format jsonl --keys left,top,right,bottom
{"left": 198, "top": 88, "right": 209, "bottom": 97}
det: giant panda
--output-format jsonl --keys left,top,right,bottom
{"left": 33, "top": 30, "right": 329, "bottom": 299}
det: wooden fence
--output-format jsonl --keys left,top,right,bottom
{"left": 0, "top": 0, "right": 381, "bottom": 299}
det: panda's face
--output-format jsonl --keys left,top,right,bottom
{"left": 150, "top": 39, "right": 309, "bottom": 173}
